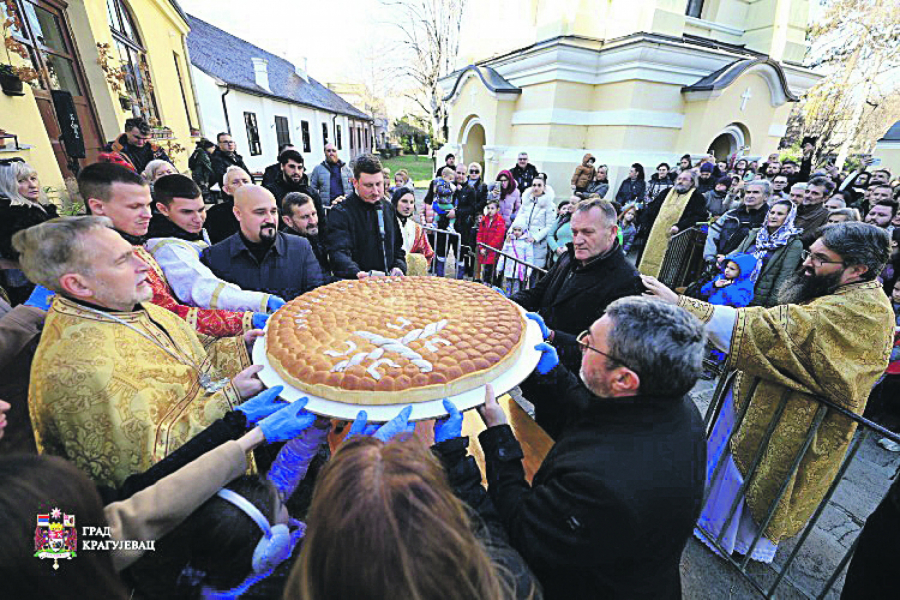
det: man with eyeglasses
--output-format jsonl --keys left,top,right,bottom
{"left": 210, "top": 132, "right": 250, "bottom": 192}
{"left": 475, "top": 296, "right": 707, "bottom": 599}
{"left": 104, "top": 117, "right": 171, "bottom": 174}
{"left": 643, "top": 221, "right": 894, "bottom": 564}
{"left": 511, "top": 152, "right": 539, "bottom": 193}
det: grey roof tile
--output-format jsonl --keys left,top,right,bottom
{"left": 185, "top": 14, "right": 371, "bottom": 121}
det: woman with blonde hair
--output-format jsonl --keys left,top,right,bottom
{"left": 142, "top": 159, "right": 177, "bottom": 183}
{"left": 0, "top": 158, "right": 57, "bottom": 304}
{"left": 286, "top": 434, "right": 538, "bottom": 599}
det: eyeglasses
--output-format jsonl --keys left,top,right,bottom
{"left": 576, "top": 331, "right": 639, "bottom": 375}
{"left": 801, "top": 250, "right": 844, "bottom": 267}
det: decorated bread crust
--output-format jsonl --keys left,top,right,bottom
{"left": 266, "top": 277, "right": 525, "bottom": 405}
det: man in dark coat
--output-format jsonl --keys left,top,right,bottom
{"left": 281, "top": 191, "right": 334, "bottom": 281}
{"left": 703, "top": 179, "right": 771, "bottom": 263}
{"left": 262, "top": 150, "right": 327, "bottom": 238}
{"left": 326, "top": 154, "right": 406, "bottom": 278}
{"left": 204, "top": 166, "right": 251, "bottom": 244}
{"left": 512, "top": 199, "right": 643, "bottom": 374}
{"left": 262, "top": 144, "right": 296, "bottom": 189}
{"left": 210, "top": 132, "right": 250, "bottom": 190}
{"left": 104, "top": 117, "right": 170, "bottom": 174}
{"left": 476, "top": 296, "right": 707, "bottom": 600}
{"left": 511, "top": 152, "right": 539, "bottom": 193}
{"left": 201, "top": 185, "right": 323, "bottom": 300}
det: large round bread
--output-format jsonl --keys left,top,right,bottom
{"left": 266, "top": 277, "right": 525, "bottom": 405}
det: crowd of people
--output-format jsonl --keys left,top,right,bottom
{"left": 1, "top": 111, "right": 900, "bottom": 599}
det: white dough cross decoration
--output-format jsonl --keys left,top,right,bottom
{"left": 325, "top": 318, "right": 451, "bottom": 379}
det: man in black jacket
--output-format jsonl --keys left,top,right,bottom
{"left": 511, "top": 152, "right": 539, "bottom": 193}
{"left": 703, "top": 179, "right": 770, "bottom": 263}
{"left": 326, "top": 154, "right": 406, "bottom": 279}
{"left": 205, "top": 166, "right": 251, "bottom": 244}
{"left": 511, "top": 199, "right": 643, "bottom": 374}
{"left": 210, "top": 133, "right": 250, "bottom": 190}
{"left": 262, "top": 150, "right": 327, "bottom": 237}
{"left": 262, "top": 144, "right": 295, "bottom": 189}
{"left": 281, "top": 191, "right": 333, "bottom": 280}
{"left": 201, "top": 185, "right": 323, "bottom": 300}
{"left": 104, "top": 117, "right": 170, "bottom": 174}
{"left": 477, "top": 296, "right": 707, "bottom": 600}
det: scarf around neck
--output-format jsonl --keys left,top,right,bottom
{"left": 750, "top": 202, "right": 802, "bottom": 281}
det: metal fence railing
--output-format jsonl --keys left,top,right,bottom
{"left": 474, "top": 241, "right": 547, "bottom": 294}
{"left": 658, "top": 225, "right": 709, "bottom": 291}
{"left": 422, "top": 225, "right": 468, "bottom": 278}
{"left": 695, "top": 370, "right": 900, "bottom": 598}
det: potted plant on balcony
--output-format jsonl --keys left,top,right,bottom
{"left": 0, "top": 63, "right": 23, "bottom": 95}
{"left": 2, "top": 1, "right": 40, "bottom": 96}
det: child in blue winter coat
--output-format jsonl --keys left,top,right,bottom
{"left": 699, "top": 252, "right": 757, "bottom": 376}
{"left": 699, "top": 252, "right": 757, "bottom": 308}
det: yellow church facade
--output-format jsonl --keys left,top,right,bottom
{"left": 1, "top": 0, "right": 200, "bottom": 192}
{"left": 438, "top": 0, "right": 821, "bottom": 194}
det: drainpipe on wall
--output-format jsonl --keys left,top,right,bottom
{"left": 332, "top": 114, "right": 338, "bottom": 155}
{"left": 220, "top": 85, "right": 231, "bottom": 135}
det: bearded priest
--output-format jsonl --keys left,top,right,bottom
{"left": 15, "top": 216, "right": 266, "bottom": 488}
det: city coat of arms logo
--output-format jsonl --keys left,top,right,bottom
{"left": 34, "top": 507, "right": 77, "bottom": 569}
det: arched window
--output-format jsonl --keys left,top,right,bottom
{"left": 105, "top": 0, "right": 159, "bottom": 122}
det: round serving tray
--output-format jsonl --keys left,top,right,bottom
{"left": 252, "top": 305, "right": 542, "bottom": 422}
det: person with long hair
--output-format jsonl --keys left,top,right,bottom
{"left": 491, "top": 169, "right": 521, "bottom": 228}
{"left": 517, "top": 176, "right": 556, "bottom": 271}
{"left": 286, "top": 434, "right": 536, "bottom": 600}
{"left": 0, "top": 158, "right": 58, "bottom": 305}
{"left": 546, "top": 198, "right": 574, "bottom": 267}
{"left": 614, "top": 163, "right": 646, "bottom": 205}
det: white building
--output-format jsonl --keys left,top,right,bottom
{"left": 186, "top": 15, "right": 373, "bottom": 174}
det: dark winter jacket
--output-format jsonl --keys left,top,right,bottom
{"left": 326, "top": 192, "right": 406, "bottom": 278}
{"left": 646, "top": 173, "right": 675, "bottom": 200}
{"left": 703, "top": 204, "right": 768, "bottom": 261}
{"left": 696, "top": 174, "right": 716, "bottom": 196}
{"left": 454, "top": 181, "right": 484, "bottom": 250}
{"left": 201, "top": 231, "right": 324, "bottom": 301}
{"left": 511, "top": 163, "right": 539, "bottom": 193}
{"left": 188, "top": 147, "right": 214, "bottom": 194}
{"left": 204, "top": 199, "right": 239, "bottom": 244}
{"left": 263, "top": 173, "right": 328, "bottom": 240}
{"left": 432, "top": 437, "right": 543, "bottom": 600}
{"left": 615, "top": 178, "right": 646, "bottom": 204}
{"left": 795, "top": 202, "right": 830, "bottom": 247}
{"left": 105, "top": 133, "right": 171, "bottom": 174}
{"left": 734, "top": 228, "right": 804, "bottom": 307}
{"left": 210, "top": 148, "right": 250, "bottom": 190}
{"left": 482, "top": 364, "right": 706, "bottom": 600}
{"left": 0, "top": 197, "right": 58, "bottom": 260}
{"left": 510, "top": 241, "right": 643, "bottom": 372}
{"left": 582, "top": 179, "right": 609, "bottom": 199}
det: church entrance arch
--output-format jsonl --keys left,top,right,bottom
{"left": 459, "top": 116, "right": 485, "bottom": 168}
{"left": 708, "top": 124, "right": 749, "bottom": 160}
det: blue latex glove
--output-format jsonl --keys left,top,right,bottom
{"left": 24, "top": 285, "right": 55, "bottom": 311}
{"left": 252, "top": 312, "right": 270, "bottom": 329}
{"left": 267, "top": 296, "right": 286, "bottom": 313}
{"left": 373, "top": 405, "right": 416, "bottom": 442}
{"left": 235, "top": 385, "right": 285, "bottom": 426}
{"left": 491, "top": 285, "right": 508, "bottom": 297}
{"left": 535, "top": 342, "right": 559, "bottom": 375}
{"left": 526, "top": 312, "right": 551, "bottom": 340}
{"left": 434, "top": 399, "right": 463, "bottom": 443}
{"left": 258, "top": 397, "right": 317, "bottom": 443}
{"left": 348, "top": 411, "right": 379, "bottom": 438}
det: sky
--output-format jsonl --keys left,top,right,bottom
{"left": 178, "top": 0, "right": 384, "bottom": 84}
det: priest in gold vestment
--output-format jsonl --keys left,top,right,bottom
{"left": 643, "top": 222, "right": 893, "bottom": 562}
{"left": 14, "top": 217, "right": 265, "bottom": 488}
{"left": 636, "top": 170, "right": 709, "bottom": 278}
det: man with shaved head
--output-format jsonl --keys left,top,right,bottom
{"left": 202, "top": 185, "right": 324, "bottom": 300}
{"left": 205, "top": 166, "right": 253, "bottom": 243}
{"left": 310, "top": 143, "right": 352, "bottom": 207}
